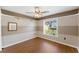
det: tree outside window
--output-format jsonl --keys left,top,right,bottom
{"left": 43, "top": 18, "right": 58, "bottom": 37}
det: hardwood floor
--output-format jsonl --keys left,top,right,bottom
{"left": 1, "top": 37, "right": 78, "bottom": 53}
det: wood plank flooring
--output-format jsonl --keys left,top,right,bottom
{"left": 1, "top": 37, "right": 78, "bottom": 53}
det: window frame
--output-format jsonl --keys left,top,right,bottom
{"left": 43, "top": 18, "right": 58, "bottom": 37}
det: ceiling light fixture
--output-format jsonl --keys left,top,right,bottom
{"left": 26, "top": 7, "right": 49, "bottom": 19}
{"left": 34, "top": 7, "right": 42, "bottom": 18}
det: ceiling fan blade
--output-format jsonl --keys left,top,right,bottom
{"left": 26, "top": 12, "right": 34, "bottom": 13}
{"left": 41, "top": 11, "right": 49, "bottom": 13}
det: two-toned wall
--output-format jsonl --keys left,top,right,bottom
{"left": 1, "top": 14, "right": 37, "bottom": 48}
{"left": 1, "top": 8, "right": 79, "bottom": 52}
{"left": 37, "top": 14, "right": 79, "bottom": 49}
{"left": 0, "top": 7, "right": 2, "bottom": 51}
{"left": 78, "top": 12, "right": 79, "bottom": 51}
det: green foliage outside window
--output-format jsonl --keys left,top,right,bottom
{"left": 44, "top": 19, "right": 58, "bottom": 36}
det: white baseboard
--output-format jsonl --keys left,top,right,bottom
{"left": 2, "top": 34, "right": 79, "bottom": 53}
{"left": 38, "top": 36, "right": 78, "bottom": 50}
{"left": 2, "top": 36, "right": 36, "bottom": 48}
{"left": 39, "top": 36, "right": 79, "bottom": 52}
{"left": 37, "top": 32, "right": 79, "bottom": 52}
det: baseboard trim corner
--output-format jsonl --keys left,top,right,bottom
{"left": 38, "top": 36, "right": 78, "bottom": 49}
{"left": 2, "top": 36, "right": 36, "bottom": 48}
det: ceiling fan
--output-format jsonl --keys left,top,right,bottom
{"left": 25, "top": 7, "right": 49, "bottom": 18}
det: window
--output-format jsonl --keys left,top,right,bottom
{"left": 43, "top": 18, "right": 58, "bottom": 37}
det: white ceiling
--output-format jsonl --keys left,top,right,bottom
{"left": 1, "top": 6, "right": 79, "bottom": 17}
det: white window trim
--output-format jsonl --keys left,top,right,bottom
{"left": 43, "top": 18, "right": 58, "bottom": 37}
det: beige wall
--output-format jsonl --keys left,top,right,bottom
{"left": 37, "top": 14, "right": 78, "bottom": 48}
{"left": 58, "top": 14, "right": 78, "bottom": 36}
{"left": 2, "top": 14, "right": 36, "bottom": 36}
{"left": 1, "top": 14, "right": 37, "bottom": 48}
{"left": 1, "top": 8, "right": 79, "bottom": 50}
{"left": 0, "top": 7, "right": 2, "bottom": 51}
{"left": 78, "top": 13, "right": 79, "bottom": 48}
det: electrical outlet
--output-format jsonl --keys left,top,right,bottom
{"left": 64, "top": 37, "right": 66, "bottom": 40}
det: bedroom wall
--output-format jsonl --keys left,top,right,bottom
{"left": 0, "top": 7, "right": 2, "bottom": 51}
{"left": 78, "top": 12, "right": 79, "bottom": 49}
{"left": 37, "top": 14, "right": 78, "bottom": 48}
{"left": 1, "top": 14, "right": 37, "bottom": 48}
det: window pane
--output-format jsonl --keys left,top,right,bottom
{"left": 44, "top": 18, "right": 58, "bottom": 37}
